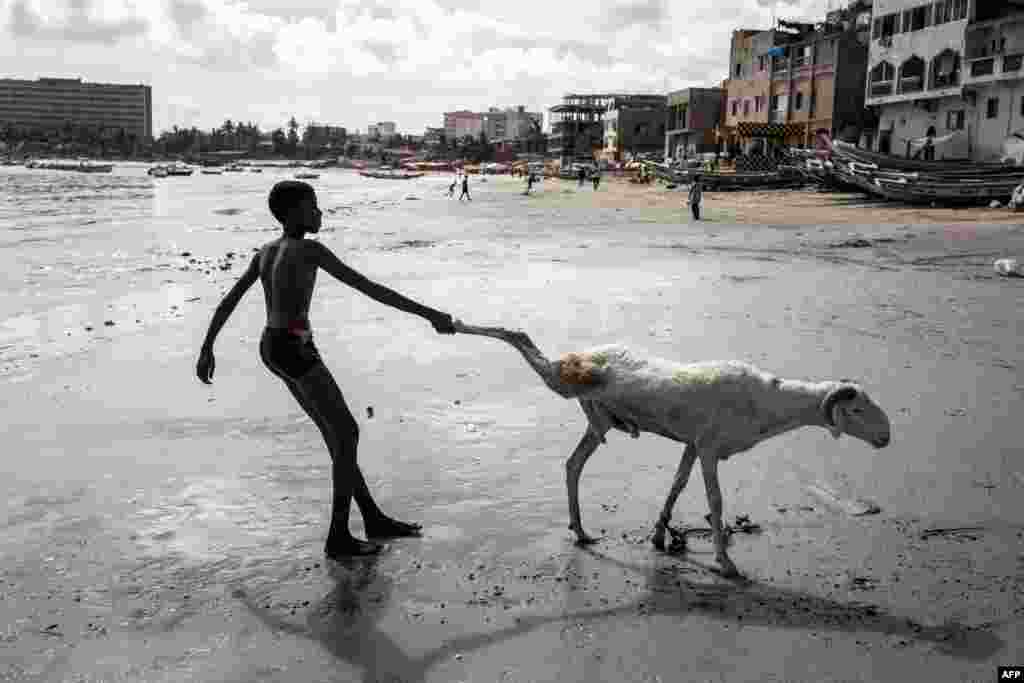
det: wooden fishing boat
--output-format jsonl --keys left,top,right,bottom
{"left": 358, "top": 170, "right": 424, "bottom": 179}
{"left": 294, "top": 172, "right": 320, "bottom": 179}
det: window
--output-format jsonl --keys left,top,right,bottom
{"left": 795, "top": 91, "right": 804, "bottom": 110}
{"left": 931, "top": 50, "right": 961, "bottom": 88}
{"left": 987, "top": 98, "right": 999, "bottom": 119}
{"left": 915, "top": 5, "right": 930, "bottom": 30}
{"left": 872, "top": 17, "right": 881, "bottom": 38}
{"left": 755, "top": 95, "right": 763, "bottom": 112}
{"left": 1005, "top": 54, "right": 1023, "bottom": 72}
{"left": 1021, "top": 96, "right": 1024, "bottom": 117}
{"left": 770, "top": 94, "right": 779, "bottom": 111}
{"left": 933, "top": 0, "right": 949, "bottom": 24}
{"left": 882, "top": 14, "right": 897, "bottom": 36}
{"left": 946, "top": 110, "right": 964, "bottom": 130}
{"left": 898, "top": 56, "right": 925, "bottom": 93}
{"left": 950, "top": 0, "right": 967, "bottom": 20}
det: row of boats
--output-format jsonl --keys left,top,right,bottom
{"left": 22, "top": 159, "right": 114, "bottom": 173}
{"left": 807, "top": 141, "right": 1024, "bottom": 205}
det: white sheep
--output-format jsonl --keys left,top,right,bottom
{"left": 452, "top": 320, "right": 892, "bottom": 578}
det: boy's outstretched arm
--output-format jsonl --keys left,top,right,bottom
{"left": 314, "top": 242, "right": 455, "bottom": 333}
{"left": 196, "top": 254, "right": 261, "bottom": 383}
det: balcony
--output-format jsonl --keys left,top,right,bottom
{"left": 970, "top": 58, "right": 995, "bottom": 77}
{"left": 1004, "top": 54, "right": 1023, "bottom": 73}
{"left": 772, "top": 59, "right": 789, "bottom": 73}
{"left": 870, "top": 82, "right": 894, "bottom": 97}
{"left": 898, "top": 76, "right": 923, "bottom": 94}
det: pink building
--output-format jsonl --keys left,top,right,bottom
{"left": 443, "top": 110, "right": 483, "bottom": 141}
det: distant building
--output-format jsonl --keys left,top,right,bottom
{"left": 548, "top": 93, "right": 633, "bottom": 165}
{"left": 483, "top": 108, "right": 507, "bottom": 140}
{"left": 664, "top": 88, "right": 725, "bottom": 160}
{"left": 376, "top": 121, "right": 397, "bottom": 137}
{"left": 0, "top": 76, "right": 152, "bottom": 140}
{"left": 444, "top": 110, "right": 483, "bottom": 140}
{"left": 601, "top": 94, "right": 667, "bottom": 161}
{"left": 303, "top": 124, "right": 347, "bottom": 150}
{"left": 424, "top": 126, "right": 445, "bottom": 147}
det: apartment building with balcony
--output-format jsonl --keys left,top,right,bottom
{"left": 0, "top": 77, "right": 152, "bottom": 140}
{"left": 865, "top": 0, "right": 973, "bottom": 157}
{"left": 961, "top": 1, "right": 1024, "bottom": 160}
{"left": 721, "top": 6, "right": 871, "bottom": 156}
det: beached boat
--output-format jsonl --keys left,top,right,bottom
{"left": 358, "top": 170, "right": 424, "bottom": 180}
{"left": 148, "top": 163, "right": 194, "bottom": 177}
{"left": 201, "top": 168, "right": 223, "bottom": 175}
{"left": 30, "top": 160, "right": 114, "bottom": 173}
{"left": 224, "top": 164, "right": 245, "bottom": 172}
{"left": 648, "top": 162, "right": 804, "bottom": 191}
{"left": 249, "top": 167, "right": 263, "bottom": 173}
{"left": 822, "top": 141, "right": 1024, "bottom": 205}
{"left": 149, "top": 166, "right": 169, "bottom": 178}
{"left": 294, "top": 172, "right": 320, "bottom": 179}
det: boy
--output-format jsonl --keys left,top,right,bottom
{"left": 196, "top": 180, "right": 456, "bottom": 558}
{"left": 458, "top": 174, "right": 471, "bottom": 201}
{"left": 688, "top": 173, "right": 703, "bottom": 221}
{"left": 447, "top": 176, "right": 457, "bottom": 198}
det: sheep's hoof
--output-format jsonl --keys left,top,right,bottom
{"left": 651, "top": 531, "right": 666, "bottom": 551}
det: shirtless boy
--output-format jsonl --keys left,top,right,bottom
{"left": 196, "top": 180, "right": 456, "bottom": 558}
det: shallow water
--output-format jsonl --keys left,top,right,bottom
{"left": 1, "top": 164, "right": 1022, "bottom": 681}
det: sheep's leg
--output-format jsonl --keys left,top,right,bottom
{"left": 652, "top": 444, "right": 698, "bottom": 551}
{"left": 566, "top": 429, "right": 603, "bottom": 545}
{"left": 699, "top": 449, "right": 741, "bottom": 578}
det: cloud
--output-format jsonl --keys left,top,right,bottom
{"left": 8, "top": 0, "right": 149, "bottom": 44}
{"left": 3, "top": 0, "right": 834, "bottom": 133}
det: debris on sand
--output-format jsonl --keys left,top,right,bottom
{"left": 213, "top": 208, "right": 245, "bottom": 215}
{"left": 805, "top": 483, "right": 880, "bottom": 516}
{"left": 366, "top": 406, "right": 374, "bottom": 419}
{"left": 994, "top": 258, "right": 1023, "bottom": 278}
{"left": 384, "top": 240, "right": 437, "bottom": 251}
{"left": 666, "top": 514, "right": 763, "bottom": 551}
{"left": 919, "top": 526, "right": 987, "bottom": 541}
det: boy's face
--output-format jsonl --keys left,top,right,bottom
{"left": 291, "top": 194, "right": 322, "bottom": 233}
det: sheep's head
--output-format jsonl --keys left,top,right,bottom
{"left": 821, "top": 383, "right": 891, "bottom": 448}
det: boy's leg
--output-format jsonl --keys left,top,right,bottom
{"left": 290, "top": 365, "right": 421, "bottom": 555}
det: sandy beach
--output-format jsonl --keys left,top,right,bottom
{"left": 2, "top": 166, "right": 1023, "bottom": 682}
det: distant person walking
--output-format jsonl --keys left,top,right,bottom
{"left": 591, "top": 171, "right": 601, "bottom": 190}
{"left": 447, "top": 176, "right": 457, "bottom": 198}
{"left": 525, "top": 172, "right": 536, "bottom": 195}
{"left": 688, "top": 174, "right": 703, "bottom": 221}
{"left": 459, "top": 174, "right": 471, "bottom": 201}
{"left": 577, "top": 166, "right": 587, "bottom": 187}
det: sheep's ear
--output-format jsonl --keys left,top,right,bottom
{"left": 822, "top": 385, "right": 858, "bottom": 437}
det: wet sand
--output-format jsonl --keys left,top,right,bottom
{"left": 2, "top": 168, "right": 1023, "bottom": 682}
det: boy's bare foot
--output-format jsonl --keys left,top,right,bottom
{"left": 364, "top": 515, "right": 423, "bottom": 539}
{"left": 324, "top": 537, "right": 383, "bottom": 559}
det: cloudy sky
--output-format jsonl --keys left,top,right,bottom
{"left": 4, "top": 0, "right": 836, "bottom": 135}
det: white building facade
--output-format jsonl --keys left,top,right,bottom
{"left": 866, "top": 0, "right": 1024, "bottom": 161}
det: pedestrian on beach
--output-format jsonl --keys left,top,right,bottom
{"left": 459, "top": 174, "right": 471, "bottom": 201}
{"left": 447, "top": 176, "right": 457, "bottom": 198}
{"left": 525, "top": 172, "right": 535, "bottom": 195}
{"left": 196, "top": 180, "right": 456, "bottom": 559}
{"left": 577, "top": 166, "right": 586, "bottom": 187}
{"left": 591, "top": 170, "right": 601, "bottom": 190}
{"left": 688, "top": 173, "right": 703, "bottom": 221}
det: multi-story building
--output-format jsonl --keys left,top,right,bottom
{"left": 503, "top": 106, "right": 543, "bottom": 140}
{"left": 443, "top": 110, "right": 484, "bottom": 141}
{"left": 376, "top": 121, "right": 397, "bottom": 137}
{"left": 865, "top": 0, "right": 972, "bottom": 158}
{"left": 722, "top": 6, "right": 871, "bottom": 158}
{"left": 303, "top": 124, "right": 347, "bottom": 150}
{"left": 483, "top": 108, "right": 507, "bottom": 140}
{"left": 423, "top": 126, "right": 445, "bottom": 147}
{"left": 961, "top": 2, "right": 1024, "bottom": 160}
{"left": 0, "top": 76, "right": 152, "bottom": 140}
{"left": 548, "top": 93, "right": 626, "bottom": 165}
{"left": 664, "top": 87, "right": 725, "bottom": 160}
{"left": 601, "top": 95, "right": 667, "bottom": 161}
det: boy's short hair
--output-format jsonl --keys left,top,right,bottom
{"left": 268, "top": 180, "right": 315, "bottom": 224}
